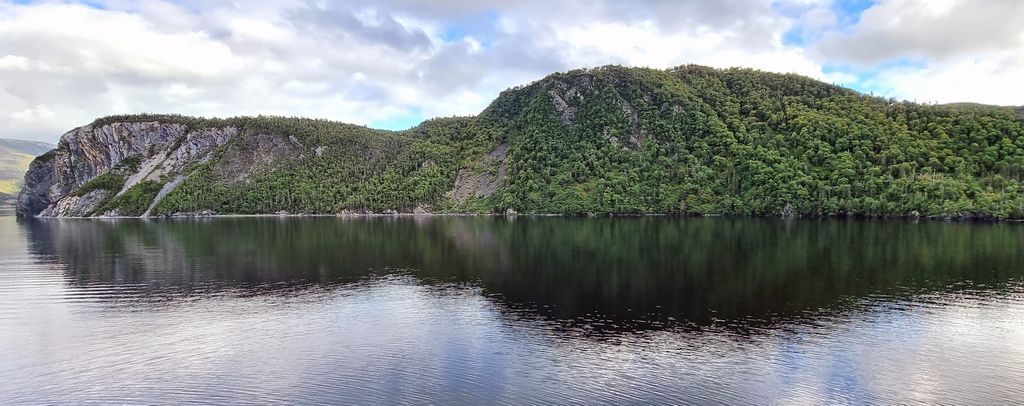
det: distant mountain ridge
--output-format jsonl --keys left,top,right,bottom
{"left": 16, "top": 64, "right": 1024, "bottom": 219}
{"left": 0, "top": 138, "right": 53, "bottom": 156}
{"left": 1, "top": 138, "right": 55, "bottom": 206}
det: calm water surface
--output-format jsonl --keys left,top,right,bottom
{"left": 1, "top": 215, "right": 1023, "bottom": 404}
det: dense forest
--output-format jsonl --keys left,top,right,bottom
{"left": 474, "top": 65, "right": 1024, "bottom": 218}
{"left": 27, "top": 65, "right": 1024, "bottom": 219}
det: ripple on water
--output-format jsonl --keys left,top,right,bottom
{"left": 2, "top": 216, "right": 1024, "bottom": 404}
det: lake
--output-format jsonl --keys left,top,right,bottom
{"left": 1, "top": 215, "right": 1023, "bottom": 404}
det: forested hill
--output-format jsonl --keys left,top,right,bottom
{"left": 17, "top": 65, "right": 1024, "bottom": 219}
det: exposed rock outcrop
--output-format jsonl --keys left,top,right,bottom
{"left": 452, "top": 144, "right": 508, "bottom": 203}
{"left": 38, "top": 189, "right": 108, "bottom": 217}
{"left": 17, "top": 122, "right": 236, "bottom": 218}
{"left": 16, "top": 152, "right": 55, "bottom": 217}
{"left": 213, "top": 132, "right": 298, "bottom": 184}
{"left": 546, "top": 74, "right": 595, "bottom": 126}
{"left": 545, "top": 72, "right": 646, "bottom": 147}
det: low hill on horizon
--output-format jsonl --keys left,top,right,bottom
{"left": 16, "top": 64, "right": 1024, "bottom": 219}
{"left": 1, "top": 138, "right": 55, "bottom": 206}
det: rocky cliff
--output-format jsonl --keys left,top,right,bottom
{"left": 18, "top": 121, "right": 236, "bottom": 217}
{"left": 17, "top": 114, "right": 458, "bottom": 218}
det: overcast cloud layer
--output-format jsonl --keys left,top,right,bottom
{"left": 1, "top": 0, "right": 1022, "bottom": 142}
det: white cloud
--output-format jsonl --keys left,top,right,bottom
{"left": 807, "top": 0, "right": 1024, "bottom": 104}
{"left": 11, "top": 104, "right": 56, "bottom": 124}
{"left": 813, "top": 0, "right": 1024, "bottom": 64}
{"left": 868, "top": 52, "right": 1024, "bottom": 105}
{"left": 0, "top": 55, "right": 30, "bottom": 71}
{"left": 163, "top": 83, "right": 202, "bottom": 100}
{"left": 0, "top": 3, "right": 243, "bottom": 78}
{"left": 0, "top": 0, "right": 1018, "bottom": 143}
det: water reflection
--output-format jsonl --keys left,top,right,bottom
{"left": 21, "top": 216, "right": 1024, "bottom": 329}
{"left": 4, "top": 216, "right": 1024, "bottom": 404}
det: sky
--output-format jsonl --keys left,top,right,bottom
{"left": 0, "top": 0, "right": 1022, "bottom": 142}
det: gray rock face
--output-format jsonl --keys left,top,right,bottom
{"left": 17, "top": 121, "right": 237, "bottom": 218}
{"left": 38, "top": 189, "right": 108, "bottom": 217}
{"left": 142, "top": 175, "right": 186, "bottom": 217}
{"left": 545, "top": 72, "right": 645, "bottom": 148}
{"left": 16, "top": 153, "right": 54, "bottom": 218}
{"left": 547, "top": 75, "right": 593, "bottom": 126}
{"left": 213, "top": 132, "right": 297, "bottom": 184}
{"left": 452, "top": 143, "right": 508, "bottom": 203}
{"left": 781, "top": 203, "right": 796, "bottom": 219}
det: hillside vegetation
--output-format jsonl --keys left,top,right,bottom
{"left": 147, "top": 116, "right": 459, "bottom": 215}
{"left": 474, "top": 65, "right": 1024, "bottom": 217}
{"left": 21, "top": 65, "right": 1024, "bottom": 219}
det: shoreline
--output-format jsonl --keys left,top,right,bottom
{"left": 16, "top": 211, "right": 1023, "bottom": 223}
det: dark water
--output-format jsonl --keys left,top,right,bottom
{"left": 2, "top": 215, "right": 1023, "bottom": 404}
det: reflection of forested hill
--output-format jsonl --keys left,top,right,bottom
{"left": 24, "top": 217, "right": 1024, "bottom": 331}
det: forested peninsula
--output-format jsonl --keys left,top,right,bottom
{"left": 17, "top": 65, "right": 1024, "bottom": 219}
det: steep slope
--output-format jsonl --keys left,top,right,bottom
{"left": 17, "top": 65, "right": 1024, "bottom": 219}
{"left": 473, "top": 65, "right": 1024, "bottom": 217}
{"left": 17, "top": 115, "right": 456, "bottom": 217}
{"left": 0, "top": 138, "right": 55, "bottom": 206}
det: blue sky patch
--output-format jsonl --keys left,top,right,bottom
{"left": 782, "top": 29, "right": 807, "bottom": 47}
{"left": 14, "top": 0, "right": 108, "bottom": 8}
{"left": 438, "top": 10, "right": 500, "bottom": 48}
{"left": 368, "top": 109, "right": 425, "bottom": 131}
{"left": 779, "top": 0, "right": 877, "bottom": 46}
{"left": 833, "top": 0, "right": 876, "bottom": 28}
{"left": 823, "top": 58, "right": 927, "bottom": 98}
{"left": 439, "top": 25, "right": 468, "bottom": 43}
